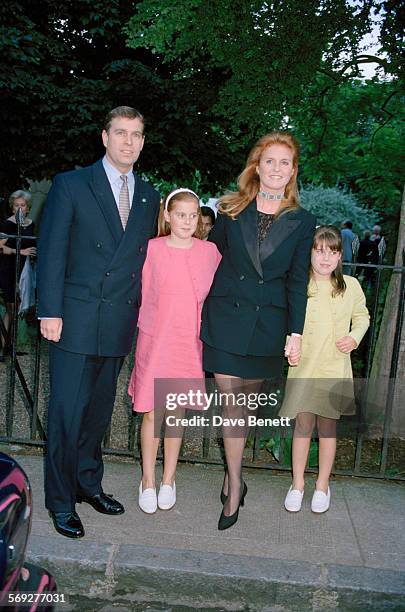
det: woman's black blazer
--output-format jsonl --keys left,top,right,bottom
{"left": 201, "top": 200, "right": 316, "bottom": 357}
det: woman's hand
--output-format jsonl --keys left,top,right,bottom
{"left": 21, "top": 246, "right": 37, "bottom": 256}
{"left": 285, "top": 335, "right": 302, "bottom": 366}
{"left": 335, "top": 335, "right": 357, "bottom": 353}
{"left": 1, "top": 245, "right": 37, "bottom": 256}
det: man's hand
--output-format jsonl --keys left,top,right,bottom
{"left": 336, "top": 335, "right": 357, "bottom": 354}
{"left": 40, "top": 318, "right": 63, "bottom": 342}
{"left": 284, "top": 335, "right": 302, "bottom": 367}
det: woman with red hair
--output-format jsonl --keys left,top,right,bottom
{"left": 201, "top": 131, "right": 316, "bottom": 530}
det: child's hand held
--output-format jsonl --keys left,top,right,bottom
{"left": 285, "top": 335, "right": 301, "bottom": 365}
{"left": 287, "top": 352, "right": 301, "bottom": 366}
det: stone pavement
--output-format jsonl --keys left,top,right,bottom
{"left": 3, "top": 446, "right": 405, "bottom": 611}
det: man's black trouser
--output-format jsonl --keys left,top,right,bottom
{"left": 45, "top": 344, "right": 124, "bottom": 512}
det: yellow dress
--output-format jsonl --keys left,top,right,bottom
{"left": 279, "top": 275, "right": 369, "bottom": 420}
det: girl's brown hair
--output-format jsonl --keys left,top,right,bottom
{"left": 157, "top": 189, "right": 204, "bottom": 239}
{"left": 218, "top": 131, "right": 300, "bottom": 219}
{"left": 310, "top": 225, "right": 346, "bottom": 297}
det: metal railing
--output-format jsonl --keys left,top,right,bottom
{"left": 1, "top": 228, "right": 404, "bottom": 481}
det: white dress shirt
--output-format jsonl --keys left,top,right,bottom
{"left": 102, "top": 155, "right": 135, "bottom": 208}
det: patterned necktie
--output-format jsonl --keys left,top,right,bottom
{"left": 119, "top": 174, "right": 130, "bottom": 229}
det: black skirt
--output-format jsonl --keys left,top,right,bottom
{"left": 203, "top": 343, "right": 283, "bottom": 379}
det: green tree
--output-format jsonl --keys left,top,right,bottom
{"left": 299, "top": 185, "right": 378, "bottom": 231}
{"left": 295, "top": 79, "right": 403, "bottom": 216}
{"left": 0, "top": 0, "right": 242, "bottom": 201}
{"left": 125, "top": 0, "right": 403, "bottom": 244}
{"left": 125, "top": 0, "right": 381, "bottom": 144}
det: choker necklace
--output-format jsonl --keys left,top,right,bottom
{"left": 258, "top": 190, "right": 284, "bottom": 201}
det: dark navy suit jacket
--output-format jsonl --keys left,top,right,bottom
{"left": 37, "top": 159, "right": 160, "bottom": 356}
{"left": 201, "top": 200, "right": 316, "bottom": 356}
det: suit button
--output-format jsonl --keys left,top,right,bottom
{"left": 255, "top": 305, "right": 260, "bottom": 311}
{"left": 96, "top": 242, "right": 102, "bottom": 248}
{"left": 234, "top": 302, "right": 240, "bottom": 308}
{"left": 127, "top": 299, "right": 133, "bottom": 304}
{"left": 105, "top": 271, "right": 110, "bottom": 276}
{"left": 139, "top": 246, "right": 143, "bottom": 253}
{"left": 258, "top": 279, "right": 264, "bottom": 284}
{"left": 239, "top": 275, "right": 245, "bottom": 280}
{"left": 131, "top": 273, "right": 136, "bottom": 279}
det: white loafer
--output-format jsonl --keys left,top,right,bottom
{"left": 284, "top": 485, "right": 304, "bottom": 512}
{"left": 158, "top": 482, "right": 176, "bottom": 510}
{"left": 311, "top": 487, "right": 330, "bottom": 513}
{"left": 138, "top": 482, "right": 157, "bottom": 514}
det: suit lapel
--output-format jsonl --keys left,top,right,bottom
{"left": 239, "top": 200, "right": 263, "bottom": 277}
{"left": 259, "top": 211, "right": 302, "bottom": 262}
{"left": 89, "top": 160, "right": 123, "bottom": 244}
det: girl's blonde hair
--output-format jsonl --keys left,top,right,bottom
{"left": 157, "top": 189, "right": 204, "bottom": 239}
{"left": 310, "top": 225, "right": 346, "bottom": 297}
{"left": 218, "top": 131, "right": 300, "bottom": 219}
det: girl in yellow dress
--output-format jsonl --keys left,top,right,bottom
{"left": 279, "top": 225, "right": 369, "bottom": 513}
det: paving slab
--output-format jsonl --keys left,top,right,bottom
{"left": 2, "top": 446, "right": 405, "bottom": 610}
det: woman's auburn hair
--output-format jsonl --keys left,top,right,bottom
{"left": 218, "top": 131, "right": 301, "bottom": 219}
{"left": 309, "top": 225, "right": 346, "bottom": 297}
{"left": 157, "top": 191, "right": 204, "bottom": 239}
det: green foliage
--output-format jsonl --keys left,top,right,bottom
{"left": 142, "top": 170, "right": 217, "bottom": 203}
{"left": 1, "top": 0, "right": 402, "bottom": 248}
{"left": 125, "top": 0, "right": 382, "bottom": 144}
{"left": 376, "top": 0, "right": 405, "bottom": 81}
{"left": 296, "top": 79, "right": 403, "bottom": 218}
{"left": 265, "top": 433, "right": 319, "bottom": 468}
{"left": 300, "top": 185, "right": 378, "bottom": 233}
{"left": 0, "top": 1, "right": 242, "bottom": 197}
{"left": 124, "top": 1, "right": 403, "bottom": 249}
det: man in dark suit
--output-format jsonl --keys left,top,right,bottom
{"left": 37, "top": 106, "right": 160, "bottom": 538}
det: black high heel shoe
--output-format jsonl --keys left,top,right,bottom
{"left": 218, "top": 482, "right": 248, "bottom": 531}
{"left": 220, "top": 480, "right": 247, "bottom": 505}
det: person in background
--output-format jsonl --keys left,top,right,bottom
{"left": 0, "top": 190, "right": 36, "bottom": 361}
{"left": 200, "top": 206, "right": 216, "bottom": 240}
{"left": 357, "top": 230, "right": 379, "bottom": 288}
{"left": 340, "top": 220, "right": 357, "bottom": 275}
{"left": 370, "top": 224, "right": 382, "bottom": 246}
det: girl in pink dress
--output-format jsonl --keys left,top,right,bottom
{"left": 128, "top": 188, "right": 221, "bottom": 514}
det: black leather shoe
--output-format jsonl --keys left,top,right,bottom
{"left": 49, "top": 511, "right": 84, "bottom": 538}
{"left": 77, "top": 492, "right": 124, "bottom": 515}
